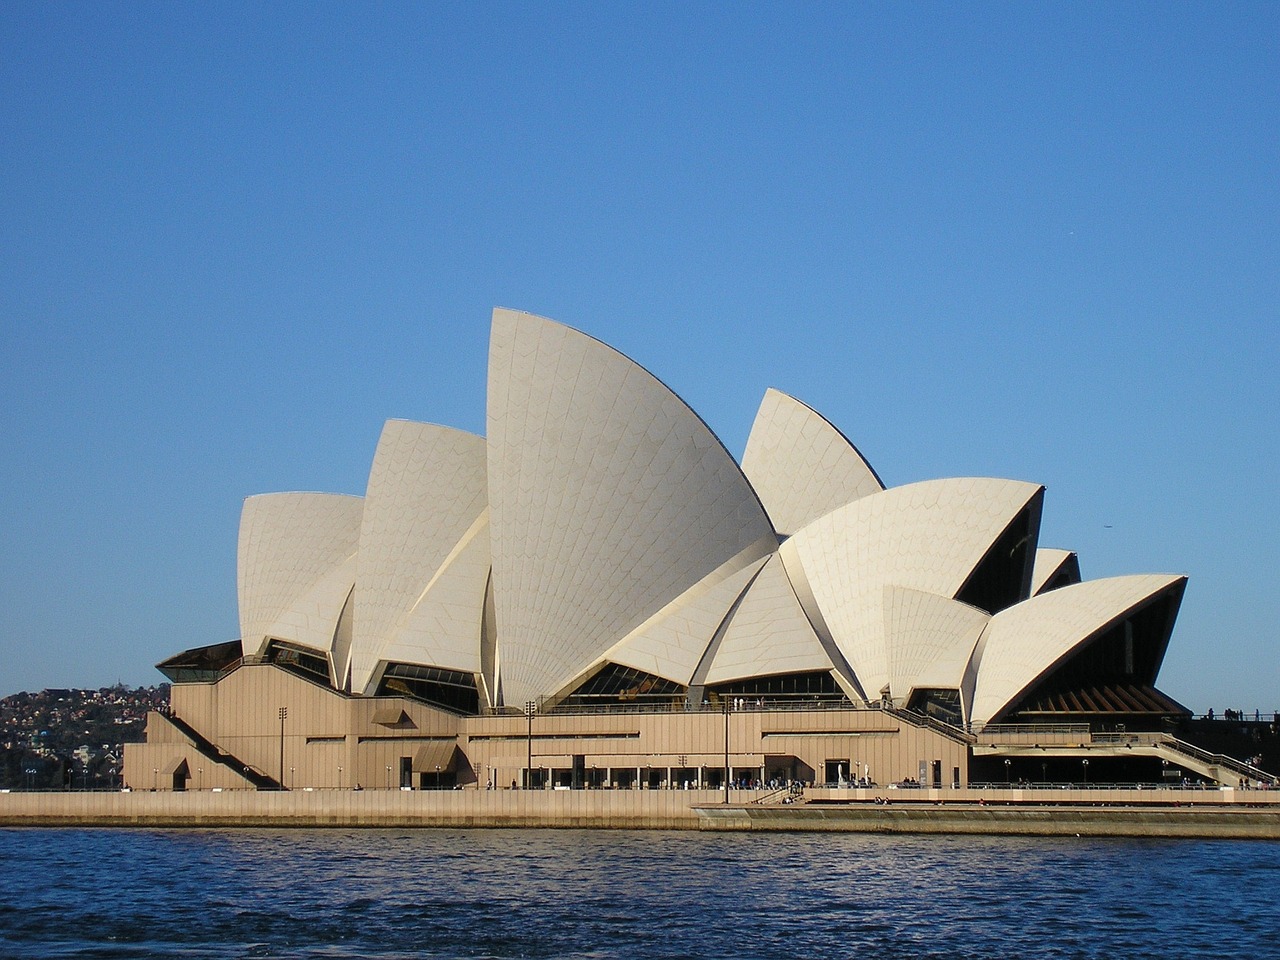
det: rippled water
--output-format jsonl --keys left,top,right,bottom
{"left": 0, "top": 828, "right": 1276, "bottom": 959}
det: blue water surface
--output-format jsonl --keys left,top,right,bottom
{"left": 0, "top": 828, "right": 1275, "bottom": 959}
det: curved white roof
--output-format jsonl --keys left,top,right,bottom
{"left": 588, "top": 550, "right": 769, "bottom": 691}
{"left": 969, "top": 573, "right": 1186, "bottom": 726}
{"left": 350, "top": 420, "right": 487, "bottom": 692}
{"left": 1031, "top": 548, "right": 1081, "bottom": 595}
{"left": 783, "top": 477, "right": 1043, "bottom": 700}
{"left": 741, "top": 388, "right": 883, "bottom": 536}
{"left": 214, "top": 308, "right": 1189, "bottom": 719}
{"left": 882, "top": 586, "right": 989, "bottom": 707}
{"left": 237, "top": 492, "right": 363, "bottom": 657}
{"left": 707, "top": 553, "right": 834, "bottom": 684}
{"left": 355, "top": 512, "right": 492, "bottom": 695}
{"left": 486, "top": 309, "right": 777, "bottom": 706}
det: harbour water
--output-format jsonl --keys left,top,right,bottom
{"left": 1, "top": 828, "right": 1276, "bottom": 959}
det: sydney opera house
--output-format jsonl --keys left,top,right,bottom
{"left": 126, "top": 309, "right": 1253, "bottom": 794}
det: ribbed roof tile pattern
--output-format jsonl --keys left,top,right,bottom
{"left": 350, "top": 420, "right": 487, "bottom": 692}
{"left": 599, "top": 552, "right": 769, "bottom": 688}
{"left": 708, "top": 554, "right": 833, "bottom": 684}
{"left": 486, "top": 309, "right": 777, "bottom": 706}
{"left": 882, "top": 586, "right": 989, "bottom": 707}
{"left": 784, "top": 478, "right": 1042, "bottom": 699}
{"left": 359, "top": 513, "right": 491, "bottom": 694}
{"left": 237, "top": 493, "right": 363, "bottom": 657}
{"left": 741, "top": 388, "right": 883, "bottom": 536}
{"left": 969, "top": 574, "right": 1186, "bottom": 726}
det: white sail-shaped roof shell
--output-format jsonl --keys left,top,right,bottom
{"left": 969, "top": 574, "right": 1186, "bottom": 726}
{"left": 237, "top": 492, "right": 363, "bottom": 658}
{"left": 350, "top": 420, "right": 487, "bottom": 693}
{"left": 355, "top": 513, "right": 491, "bottom": 695}
{"left": 1031, "top": 548, "right": 1081, "bottom": 595}
{"left": 782, "top": 478, "right": 1043, "bottom": 700}
{"left": 708, "top": 553, "right": 834, "bottom": 684}
{"left": 588, "top": 550, "right": 770, "bottom": 691}
{"left": 486, "top": 309, "right": 777, "bottom": 707}
{"left": 881, "top": 586, "right": 990, "bottom": 720}
{"left": 741, "top": 388, "right": 883, "bottom": 537}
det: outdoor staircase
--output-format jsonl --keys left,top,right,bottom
{"left": 159, "top": 711, "right": 282, "bottom": 790}
{"left": 1147, "top": 734, "right": 1276, "bottom": 787}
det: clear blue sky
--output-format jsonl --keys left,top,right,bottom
{"left": 2, "top": 3, "right": 1276, "bottom": 711}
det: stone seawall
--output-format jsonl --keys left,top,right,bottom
{"left": 695, "top": 802, "right": 1280, "bottom": 839}
{"left": 2, "top": 788, "right": 1278, "bottom": 839}
{"left": 0, "top": 788, "right": 712, "bottom": 830}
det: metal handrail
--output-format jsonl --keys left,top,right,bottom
{"left": 884, "top": 706, "right": 975, "bottom": 743}
{"left": 974, "top": 722, "right": 1091, "bottom": 739}
{"left": 1153, "top": 734, "right": 1277, "bottom": 785}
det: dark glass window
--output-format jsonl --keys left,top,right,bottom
{"left": 156, "top": 640, "right": 244, "bottom": 683}
{"left": 708, "top": 671, "right": 850, "bottom": 706}
{"left": 265, "top": 640, "right": 332, "bottom": 687}
{"left": 377, "top": 663, "right": 479, "bottom": 715}
{"left": 905, "top": 688, "right": 963, "bottom": 725}
{"left": 956, "top": 497, "right": 1040, "bottom": 614}
{"left": 558, "top": 664, "right": 684, "bottom": 709}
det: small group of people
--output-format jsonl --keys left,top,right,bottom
{"left": 1206, "top": 708, "right": 1273, "bottom": 722}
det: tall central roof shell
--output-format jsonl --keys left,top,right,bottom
{"left": 486, "top": 309, "right": 778, "bottom": 706}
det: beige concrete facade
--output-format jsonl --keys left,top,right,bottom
{"left": 126, "top": 662, "right": 970, "bottom": 794}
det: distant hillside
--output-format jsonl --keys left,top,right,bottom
{"left": 0, "top": 684, "right": 169, "bottom": 790}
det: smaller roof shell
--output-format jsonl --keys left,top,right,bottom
{"left": 741, "top": 388, "right": 883, "bottom": 536}
{"left": 782, "top": 477, "right": 1043, "bottom": 701}
{"left": 969, "top": 573, "right": 1187, "bottom": 726}
{"left": 237, "top": 492, "right": 363, "bottom": 658}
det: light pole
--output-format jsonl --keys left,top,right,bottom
{"left": 278, "top": 706, "right": 288, "bottom": 790}
{"left": 525, "top": 700, "right": 536, "bottom": 789}
{"left": 723, "top": 696, "right": 730, "bottom": 803}
{"left": 1004, "top": 758, "right": 1011, "bottom": 786}
{"left": 1081, "top": 758, "right": 1089, "bottom": 785}
{"left": 385, "top": 764, "right": 391, "bottom": 789}
{"left": 338, "top": 765, "right": 343, "bottom": 789}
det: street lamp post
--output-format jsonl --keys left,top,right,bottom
{"left": 723, "top": 696, "right": 730, "bottom": 804}
{"left": 525, "top": 700, "right": 536, "bottom": 790}
{"left": 338, "top": 765, "right": 343, "bottom": 789}
{"left": 278, "top": 706, "right": 288, "bottom": 790}
{"left": 1082, "top": 758, "right": 1089, "bottom": 786}
{"left": 386, "top": 765, "right": 392, "bottom": 789}
{"left": 1004, "top": 758, "right": 1012, "bottom": 786}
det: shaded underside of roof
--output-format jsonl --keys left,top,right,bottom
{"left": 1011, "top": 682, "right": 1189, "bottom": 716}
